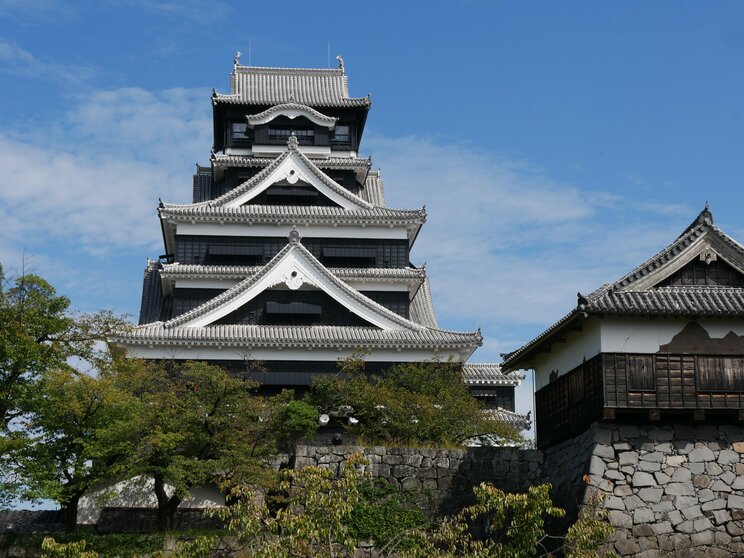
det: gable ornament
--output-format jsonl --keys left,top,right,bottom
{"left": 700, "top": 245, "right": 718, "bottom": 265}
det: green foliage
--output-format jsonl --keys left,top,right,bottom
{"left": 564, "top": 506, "right": 616, "bottom": 558}
{"left": 346, "top": 479, "right": 426, "bottom": 547}
{"left": 41, "top": 537, "right": 98, "bottom": 558}
{"left": 307, "top": 359, "right": 521, "bottom": 446}
{"left": 212, "top": 453, "right": 369, "bottom": 557}
{"left": 271, "top": 398, "right": 319, "bottom": 452}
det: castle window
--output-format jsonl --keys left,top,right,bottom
{"left": 207, "top": 244, "right": 263, "bottom": 265}
{"left": 697, "top": 356, "right": 744, "bottom": 391}
{"left": 627, "top": 355, "right": 655, "bottom": 391}
{"left": 268, "top": 127, "right": 314, "bottom": 144}
{"left": 332, "top": 125, "right": 351, "bottom": 144}
{"left": 231, "top": 122, "right": 249, "bottom": 142}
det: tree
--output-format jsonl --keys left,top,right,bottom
{"left": 16, "top": 368, "right": 140, "bottom": 531}
{"left": 116, "top": 359, "right": 285, "bottom": 531}
{"left": 307, "top": 358, "right": 521, "bottom": 446}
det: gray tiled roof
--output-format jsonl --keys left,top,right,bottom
{"left": 363, "top": 170, "right": 386, "bottom": 207}
{"left": 160, "top": 263, "right": 426, "bottom": 283}
{"left": 583, "top": 286, "right": 744, "bottom": 316}
{"left": 409, "top": 275, "right": 438, "bottom": 328}
{"left": 462, "top": 363, "right": 525, "bottom": 387}
{"left": 212, "top": 153, "right": 372, "bottom": 172}
{"left": 502, "top": 208, "right": 744, "bottom": 370}
{"left": 246, "top": 102, "right": 338, "bottom": 127}
{"left": 159, "top": 204, "right": 425, "bottom": 227}
{"left": 163, "top": 242, "right": 421, "bottom": 330}
{"left": 214, "top": 65, "right": 371, "bottom": 108}
{"left": 485, "top": 408, "right": 532, "bottom": 431}
{"left": 138, "top": 260, "right": 163, "bottom": 325}
{"left": 119, "top": 323, "right": 482, "bottom": 349}
{"left": 167, "top": 140, "right": 381, "bottom": 213}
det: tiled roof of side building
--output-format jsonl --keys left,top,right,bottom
{"left": 138, "top": 260, "right": 163, "bottom": 325}
{"left": 502, "top": 207, "right": 744, "bottom": 369}
{"left": 485, "top": 408, "right": 532, "bottom": 432}
{"left": 213, "top": 64, "right": 371, "bottom": 108}
{"left": 462, "top": 363, "right": 525, "bottom": 387}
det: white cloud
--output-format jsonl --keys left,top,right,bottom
{"left": 0, "top": 36, "right": 94, "bottom": 86}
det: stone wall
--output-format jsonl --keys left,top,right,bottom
{"left": 298, "top": 423, "right": 744, "bottom": 557}
{"left": 582, "top": 423, "right": 744, "bottom": 558}
{"left": 295, "top": 444, "right": 544, "bottom": 515}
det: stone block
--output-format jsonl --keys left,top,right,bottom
{"left": 734, "top": 476, "right": 744, "bottom": 490}
{"left": 594, "top": 426, "right": 613, "bottom": 445}
{"left": 727, "top": 493, "right": 744, "bottom": 509}
{"left": 696, "top": 425, "right": 719, "bottom": 439}
{"left": 400, "top": 477, "right": 421, "bottom": 492}
{"left": 712, "top": 508, "right": 732, "bottom": 524}
{"left": 711, "top": 480, "right": 733, "bottom": 493}
{"left": 691, "top": 530, "right": 714, "bottom": 546}
{"left": 732, "top": 441, "right": 744, "bottom": 453}
{"left": 702, "top": 498, "right": 727, "bottom": 511}
{"left": 594, "top": 443, "right": 614, "bottom": 459}
{"left": 708, "top": 549, "right": 733, "bottom": 558}
{"left": 675, "top": 495, "right": 698, "bottom": 510}
{"left": 608, "top": 510, "right": 633, "bottom": 529}
{"left": 720, "top": 470, "right": 736, "bottom": 485}
{"left": 706, "top": 462, "right": 724, "bottom": 475}
{"left": 671, "top": 467, "right": 692, "bottom": 482}
{"left": 654, "top": 472, "right": 670, "bottom": 485}
{"left": 604, "top": 496, "right": 625, "bottom": 510}
{"left": 671, "top": 533, "right": 692, "bottom": 550}
{"left": 614, "top": 441, "right": 632, "bottom": 451}
{"left": 638, "top": 487, "right": 663, "bottom": 503}
{"left": 667, "top": 455, "right": 687, "bottom": 467}
{"left": 657, "top": 442, "right": 673, "bottom": 453}
{"left": 665, "top": 482, "right": 695, "bottom": 496}
{"left": 642, "top": 451, "right": 664, "bottom": 462}
{"left": 614, "top": 484, "right": 633, "bottom": 497}
{"left": 614, "top": 536, "right": 640, "bottom": 556}
{"left": 692, "top": 516, "right": 712, "bottom": 532}
{"left": 405, "top": 454, "right": 423, "bottom": 467}
{"left": 681, "top": 505, "right": 703, "bottom": 520}
{"left": 651, "top": 500, "right": 674, "bottom": 513}
{"left": 675, "top": 424, "right": 696, "bottom": 438}
{"left": 697, "top": 488, "right": 714, "bottom": 502}
{"left": 632, "top": 472, "right": 657, "bottom": 487}
{"left": 383, "top": 455, "right": 402, "bottom": 465}
{"left": 635, "top": 550, "right": 660, "bottom": 558}
{"left": 727, "top": 520, "right": 744, "bottom": 536}
{"left": 624, "top": 495, "right": 646, "bottom": 511}
{"left": 651, "top": 520, "right": 673, "bottom": 534}
{"left": 637, "top": 460, "right": 661, "bottom": 472}
{"left": 693, "top": 474, "right": 711, "bottom": 488}
{"left": 633, "top": 524, "right": 655, "bottom": 537}
{"left": 667, "top": 509, "right": 683, "bottom": 525}
{"left": 677, "top": 520, "right": 695, "bottom": 533}
{"left": 618, "top": 451, "right": 639, "bottom": 466}
{"left": 605, "top": 470, "right": 625, "bottom": 481}
{"left": 715, "top": 530, "right": 733, "bottom": 546}
{"left": 718, "top": 449, "right": 740, "bottom": 465}
{"left": 689, "top": 446, "right": 715, "bottom": 462}
{"left": 633, "top": 508, "right": 654, "bottom": 523}
{"left": 676, "top": 440, "right": 695, "bottom": 454}
{"left": 688, "top": 462, "right": 705, "bottom": 474}
{"left": 421, "top": 478, "right": 437, "bottom": 492}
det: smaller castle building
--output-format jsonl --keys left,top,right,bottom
{"left": 504, "top": 207, "right": 744, "bottom": 447}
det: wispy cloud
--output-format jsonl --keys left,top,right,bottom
{"left": 0, "top": 36, "right": 94, "bottom": 87}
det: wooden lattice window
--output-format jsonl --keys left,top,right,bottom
{"left": 628, "top": 355, "right": 655, "bottom": 391}
{"left": 697, "top": 356, "right": 744, "bottom": 391}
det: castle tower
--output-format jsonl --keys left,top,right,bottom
{"left": 117, "top": 57, "right": 524, "bottom": 421}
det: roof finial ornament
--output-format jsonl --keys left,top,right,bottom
{"left": 233, "top": 50, "right": 241, "bottom": 68}
{"left": 698, "top": 202, "right": 714, "bottom": 226}
{"left": 287, "top": 134, "right": 299, "bottom": 149}
{"left": 336, "top": 55, "right": 345, "bottom": 73}
{"left": 288, "top": 225, "right": 301, "bottom": 245}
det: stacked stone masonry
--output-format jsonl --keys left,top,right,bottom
{"left": 297, "top": 423, "right": 744, "bottom": 557}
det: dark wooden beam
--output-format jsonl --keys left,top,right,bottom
{"left": 648, "top": 408, "right": 661, "bottom": 422}
{"left": 693, "top": 409, "right": 706, "bottom": 422}
{"left": 603, "top": 408, "right": 616, "bottom": 421}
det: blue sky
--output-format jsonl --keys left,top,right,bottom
{"left": 2, "top": 1, "right": 744, "bottom": 420}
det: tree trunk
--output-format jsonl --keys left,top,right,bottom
{"left": 61, "top": 493, "right": 81, "bottom": 532}
{"left": 154, "top": 474, "right": 182, "bottom": 531}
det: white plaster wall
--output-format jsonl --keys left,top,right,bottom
{"left": 532, "top": 319, "right": 601, "bottom": 390}
{"left": 78, "top": 476, "right": 224, "bottom": 525}
{"left": 599, "top": 317, "right": 744, "bottom": 353}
